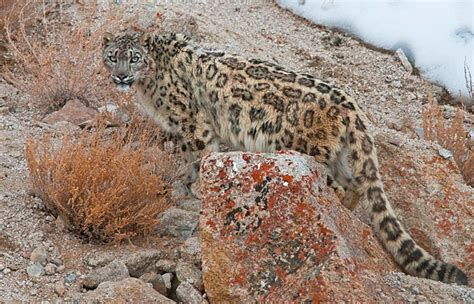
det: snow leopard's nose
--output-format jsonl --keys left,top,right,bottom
{"left": 113, "top": 74, "right": 134, "bottom": 85}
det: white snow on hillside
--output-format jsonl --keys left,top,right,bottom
{"left": 278, "top": 0, "right": 474, "bottom": 97}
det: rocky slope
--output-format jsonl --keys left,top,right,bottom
{"left": 0, "top": 0, "right": 472, "bottom": 302}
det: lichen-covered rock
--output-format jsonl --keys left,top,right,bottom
{"left": 375, "top": 134, "right": 473, "bottom": 283}
{"left": 82, "top": 278, "right": 175, "bottom": 303}
{"left": 200, "top": 152, "right": 472, "bottom": 303}
{"left": 200, "top": 151, "right": 402, "bottom": 302}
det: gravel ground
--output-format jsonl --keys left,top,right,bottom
{"left": 0, "top": 0, "right": 472, "bottom": 301}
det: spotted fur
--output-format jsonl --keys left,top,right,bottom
{"left": 102, "top": 31, "right": 468, "bottom": 285}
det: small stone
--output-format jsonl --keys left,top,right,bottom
{"left": 387, "top": 119, "right": 403, "bottom": 131}
{"left": 57, "top": 265, "right": 65, "bottom": 273}
{"left": 176, "top": 261, "right": 203, "bottom": 291}
{"left": 30, "top": 289, "right": 38, "bottom": 296}
{"left": 30, "top": 246, "right": 48, "bottom": 265}
{"left": 0, "top": 264, "right": 4, "bottom": 271}
{"left": 121, "top": 250, "right": 162, "bottom": 278}
{"left": 155, "top": 259, "right": 177, "bottom": 273}
{"left": 43, "top": 99, "right": 98, "bottom": 126}
{"left": 139, "top": 272, "right": 167, "bottom": 296}
{"left": 414, "top": 127, "right": 425, "bottom": 140}
{"left": 2, "top": 267, "right": 11, "bottom": 275}
{"left": 388, "top": 137, "right": 403, "bottom": 147}
{"left": 162, "top": 273, "right": 173, "bottom": 290}
{"left": 65, "top": 272, "right": 77, "bottom": 283}
{"left": 468, "top": 290, "right": 474, "bottom": 301}
{"left": 395, "top": 48, "right": 413, "bottom": 74}
{"left": 329, "top": 36, "right": 342, "bottom": 47}
{"left": 83, "top": 259, "right": 129, "bottom": 289}
{"left": 156, "top": 208, "right": 199, "bottom": 239}
{"left": 176, "top": 281, "right": 204, "bottom": 304}
{"left": 410, "top": 286, "right": 420, "bottom": 295}
{"left": 84, "top": 252, "right": 115, "bottom": 268}
{"left": 55, "top": 280, "right": 66, "bottom": 297}
{"left": 55, "top": 215, "right": 68, "bottom": 232}
{"left": 180, "top": 237, "right": 201, "bottom": 265}
{"left": 438, "top": 148, "right": 453, "bottom": 159}
{"left": 27, "top": 263, "right": 44, "bottom": 278}
{"left": 50, "top": 258, "right": 62, "bottom": 266}
{"left": 0, "top": 106, "right": 9, "bottom": 114}
{"left": 44, "top": 263, "right": 57, "bottom": 275}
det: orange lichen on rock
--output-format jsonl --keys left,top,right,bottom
{"left": 199, "top": 151, "right": 403, "bottom": 303}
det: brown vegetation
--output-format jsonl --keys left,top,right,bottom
{"left": 25, "top": 121, "right": 180, "bottom": 242}
{"left": 422, "top": 94, "right": 474, "bottom": 186}
{"left": 2, "top": 1, "right": 144, "bottom": 112}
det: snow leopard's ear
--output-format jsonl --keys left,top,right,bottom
{"left": 102, "top": 32, "right": 115, "bottom": 48}
{"left": 139, "top": 32, "right": 153, "bottom": 49}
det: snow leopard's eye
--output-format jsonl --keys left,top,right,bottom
{"left": 131, "top": 54, "right": 141, "bottom": 63}
{"left": 108, "top": 55, "right": 117, "bottom": 63}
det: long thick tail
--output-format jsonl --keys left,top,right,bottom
{"left": 347, "top": 113, "right": 468, "bottom": 285}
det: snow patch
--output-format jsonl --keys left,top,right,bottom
{"left": 278, "top": 0, "right": 474, "bottom": 96}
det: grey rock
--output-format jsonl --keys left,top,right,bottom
{"left": 98, "top": 103, "right": 130, "bottom": 124}
{"left": 55, "top": 280, "right": 66, "bottom": 297}
{"left": 156, "top": 207, "right": 199, "bottom": 239}
{"left": 414, "top": 127, "right": 425, "bottom": 140}
{"left": 140, "top": 272, "right": 167, "bottom": 296}
{"left": 121, "top": 250, "right": 162, "bottom": 278}
{"left": 2, "top": 267, "right": 11, "bottom": 274}
{"left": 84, "top": 252, "right": 115, "bottom": 268}
{"left": 30, "top": 246, "right": 48, "bottom": 265}
{"left": 155, "top": 259, "right": 177, "bottom": 273}
{"left": 175, "top": 199, "right": 202, "bottom": 213}
{"left": 27, "top": 263, "right": 44, "bottom": 278}
{"left": 162, "top": 273, "right": 174, "bottom": 290}
{"left": 179, "top": 237, "right": 201, "bottom": 265}
{"left": 438, "top": 148, "right": 453, "bottom": 159}
{"left": 388, "top": 137, "right": 403, "bottom": 147}
{"left": 396, "top": 48, "right": 413, "bottom": 74}
{"left": 44, "top": 263, "right": 57, "bottom": 275}
{"left": 176, "top": 261, "right": 203, "bottom": 291}
{"left": 387, "top": 119, "right": 404, "bottom": 131}
{"left": 65, "top": 272, "right": 77, "bottom": 283}
{"left": 83, "top": 259, "right": 130, "bottom": 289}
{"left": 50, "top": 257, "right": 63, "bottom": 266}
{"left": 82, "top": 278, "right": 176, "bottom": 303}
{"left": 176, "top": 282, "right": 204, "bottom": 304}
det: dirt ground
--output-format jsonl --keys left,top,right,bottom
{"left": 0, "top": 0, "right": 472, "bottom": 302}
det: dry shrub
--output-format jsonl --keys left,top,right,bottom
{"left": 25, "top": 121, "right": 181, "bottom": 242}
{"left": 2, "top": 1, "right": 158, "bottom": 112}
{"left": 422, "top": 94, "right": 474, "bottom": 186}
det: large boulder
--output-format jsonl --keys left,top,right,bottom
{"left": 199, "top": 151, "right": 473, "bottom": 302}
{"left": 81, "top": 278, "right": 175, "bottom": 303}
{"left": 199, "top": 151, "right": 400, "bottom": 302}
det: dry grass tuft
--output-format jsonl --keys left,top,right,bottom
{"left": 422, "top": 93, "right": 474, "bottom": 186}
{"left": 25, "top": 121, "right": 181, "bottom": 242}
{"left": 2, "top": 1, "right": 150, "bottom": 112}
